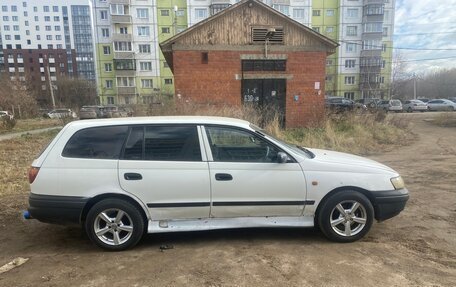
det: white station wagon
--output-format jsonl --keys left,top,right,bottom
{"left": 26, "top": 116, "right": 409, "bottom": 250}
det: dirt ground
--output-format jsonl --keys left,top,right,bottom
{"left": 0, "top": 113, "right": 455, "bottom": 287}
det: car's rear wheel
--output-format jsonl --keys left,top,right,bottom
{"left": 407, "top": 107, "right": 413, "bottom": 113}
{"left": 85, "top": 199, "right": 144, "bottom": 251}
{"left": 318, "top": 191, "right": 374, "bottom": 242}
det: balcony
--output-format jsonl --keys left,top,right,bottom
{"left": 112, "top": 33, "right": 132, "bottom": 41}
{"left": 116, "top": 70, "right": 136, "bottom": 77}
{"left": 111, "top": 15, "right": 132, "bottom": 23}
{"left": 111, "top": 0, "right": 130, "bottom": 4}
{"left": 114, "top": 51, "right": 135, "bottom": 59}
{"left": 117, "top": 87, "right": 136, "bottom": 94}
{"left": 363, "top": 0, "right": 384, "bottom": 4}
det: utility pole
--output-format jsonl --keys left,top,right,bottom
{"left": 413, "top": 74, "right": 417, "bottom": 100}
{"left": 47, "top": 65, "right": 56, "bottom": 108}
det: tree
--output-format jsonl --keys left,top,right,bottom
{"left": 0, "top": 74, "right": 39, "bottom": 118}
{"left": 54, "top": 77, "right": 98, "bottom": 109}
{"left": 390, "top": 51, "right": 410, "bottom": 99}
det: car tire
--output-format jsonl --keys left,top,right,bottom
{"left": 85, "top": 199, "right": 145, "bottom": 251}
{"left": 318, "top": 191, "right": 374, "bottom": 243}
{"left": 407, "top": 107, "right": 412, "bottom": 113}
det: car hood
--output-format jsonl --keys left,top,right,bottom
{"left": 307, "top": 148, "right": 396, "bottom": 173}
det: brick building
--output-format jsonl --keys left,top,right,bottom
{"left": 160, "top": 0, "right": 337, "bottom": 128}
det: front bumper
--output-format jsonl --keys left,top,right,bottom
{"left": 371, "top": 188, "right": 409, "bottom": 221}
{"left": 28, "top": 193, "right": 89, "bottom": 225}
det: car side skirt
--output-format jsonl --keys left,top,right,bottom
{"left": 147, "top": 216, "right": 315, "bottom": 233}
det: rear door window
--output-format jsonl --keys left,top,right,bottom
{"left": 122, "top": 125, "right": 202, "bottom": 161}
{"left": 62, "top": 126, "right": 128, "bottom": 159}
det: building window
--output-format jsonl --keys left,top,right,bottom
{"left": 56, "top": 35, "right": 62, "bottom": 40}
{"left": 54, "top": 16, "right": 60, "bottom": 22}
{"left": 161, "top": 27, "right": 170, "bottom": 34}
{"left": 364, "top": 4, "right": 383, "bottom": 16}
{"left": 101, "top": 28, "right": 110, "bottom": 37}
{"left": 164, "top": 79, "right": 173, "bottom": 85}
{"left": 103, "top": 46, "right": 111, "bottom": 55}
{"left": 363, "top": 39, "right": 382, "bottom": 50}
{"left": 312, "top": 10, "right": 321, "bottom": 16}
{"left": 137, "top": 8, "right": 149, "bottom": 19}
{"left": 313, "top": 27, "right": 320, "bottom": 33}
{"left": 2, "top": 16, "right": 9, "bottom": 21}
{"left": 382, "top": 60, "right": 386, "bottom": 69}
{"left": 100, "top": 10, "right": 108, "bottom": 20}
{"left": 139, "top": 44, "right": 151, "bottom": 53}
{"left": 33, "top": 6, "right": 37, "bottom": 12}
{"left": 117, "top": 77, "right": 135, "bottom": 87}
{"left": 326, "top": 59, "right": 333, "bottom": 66}
{"left": 293, "top": 8, "right": 305, "bottom": 19}
{"left": 119, "top": 27, "right": 128, "bottom": 34}
{"left": 345, "top": 76, "right": 355, "bottom": 85}
{"left": 110, "top": 4, "right": 125, "bottom": 15}
{"left": 105, "top": 63, "right": 112, "bottom": 72}
{"left": 347, "top": 8, "right": 358, "bottom": 18}
{"left": 141, "top": 79, "right": 153, "bottom": 88}
{"left": 12, "top": 16, "right": 18, "bottom": 22}
{"left": 364, "top": 22, "right": 383, "bottom": 33}
{"left": 53, "top": 6, "right": 59, "bottom": 12}
{"left": 105, "top": 80, "right": 113, "bottom": 88}
{"left": 25, "top": 21, "right": 29, "bottom": 26}
{"left": 57, "top": 44, "right": 63, "bottom": 49}
{"left": 13, "top": 25, "right": 19, "bottom": 31}
{"left": 139, "top": 62, "right": 152, "bottom": 71}
{"left": 160, "top": 10, "right": 169, "bottom": 16}
{"left": 382, "top": 43, "right": 387, "bottom": 52}
{"left": 383, "top": 27, "right": 388, "bottom": 36}
{"left": 344, "top": 92, "right": 355, "bottom": 100}
{"left": 36, "top": 35, "right": 40, "bottom": 40}
{"left": 55, "top": 26, "right": 61, "bottom": 31}
{"left": 137, "top": 26, "right": 150, "bottom": 36}
{"left": 195, "top": 8, "right": 207, "bottom": 19}
{"left": 326, "top": 26, "right": 334, "bottom": 33}
{"left": 345, "top": 59, "right": 356, "bottom": 68}
{"left": 1, "top": 6, "right": 7, "bottom": 12}
{"left": 14, "top": 35, "right": 20, "bottom": 40}
{"left": 346, "top": 43, "right": 357, "bottom": 53}
{"left": 176, "top": 9, "right": 185, "bottom": 17}
{"left": 44, "top": 16, "right": 50, "bottom": 22}
{"left": 45, "top": 26, "right": 51, "bottom": 31}
{"left": 34, "top": 16, "right": 39, "bottom": 21}
{"left": 114, "top": 41, "right": 132, "bottom": 51}
{"left": 346, "top": 26, "right": 357, "bottom": 36}
{"left": 11, "top": 5, "right": 17, "bottom": 12}
{"left": 3, "top": 25, "right": 10, "bottom": 31}
{"left": 107, "top": 97, "right": 114, "bottom": 104}
{"left": 23, "top": 2, "right": 27, "bottom": 7}
{"left": 46, "top": 35, "right": 52, "bottom": 40}
{"left": 272, "top": 5, "right": 289, "bottom": 16}
{"left": 326, "top": 9, "right": 334, "bottom": 16}
{"left": 242, "top": 60, "right": 286, "bottom": 71}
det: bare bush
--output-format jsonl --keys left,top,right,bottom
{"left": 0, "top": 75, "right": 39, "bottom": 119}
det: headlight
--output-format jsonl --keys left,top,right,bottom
{"left": 390, "top": 176, "right": 405, "bottom": 190}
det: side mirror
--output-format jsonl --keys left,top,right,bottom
{"left": 277, "top": 152, "right": 288, "bottom": 163}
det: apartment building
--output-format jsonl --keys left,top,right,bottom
{"left": 0, "top": 0, "right": 95, "bottom": 104}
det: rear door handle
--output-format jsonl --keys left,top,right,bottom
{"left": 215, "top": 173, "right": 233, "bottom": 181}
{"left": 124, "top": 173, "right": 142, "bottom": 180}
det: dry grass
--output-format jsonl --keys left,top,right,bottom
{"left": 0, "top": 118, "right": 60, "bottom": 135}
{"left": 0, "top": 130, "right": 59, "bottom": 199}
{"left": 429, "top": 112, "right": 456, "bottom": 127}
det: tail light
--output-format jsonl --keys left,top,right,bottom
{"left": 28, "top": 166, "right": 40, "bottom": 184}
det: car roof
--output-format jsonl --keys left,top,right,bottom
{"left": 66, "top": 116, "right": 252, "bottom": 129}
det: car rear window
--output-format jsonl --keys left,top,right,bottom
{"left": 122, "top": 125, "right": 202, "bottom": 161}
{"left": 62, "top": 126, "right": 128, "bottom": 159}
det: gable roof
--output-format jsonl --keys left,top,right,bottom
{"left": 160, "top": 0, "right": 338, "bottom": 51}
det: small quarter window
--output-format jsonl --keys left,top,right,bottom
{"left": 62, "top": 126, "right": 128, "bottom": 159}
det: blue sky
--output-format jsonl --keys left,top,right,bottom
{"left": 394, "top": 0, "right": 456, "bottom": 74}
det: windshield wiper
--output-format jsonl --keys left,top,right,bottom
{"left": 296, "top": 145, "right": 315, "bottom": 158}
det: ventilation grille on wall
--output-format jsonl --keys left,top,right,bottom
{"left": 251, "top": 27, "right": 284, "bottom": 44}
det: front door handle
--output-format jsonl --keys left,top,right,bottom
{"left": 215, "top": 173, "right": 233, "bottom": 181}
{"left": 124, "top": 173, "right": 142, "bottom": 180}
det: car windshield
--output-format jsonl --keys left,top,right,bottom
{"left": 250, "top": 124, "right": 315, "bottom": 159}
{"left": 391, "top": 100, "right": 401, "bottom": 106}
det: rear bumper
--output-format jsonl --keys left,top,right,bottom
{"left": 28, "top": 193, "right": 89, "bottom": 225}
{"left": 371, "top": 188, "right": 409, "bottom": 222}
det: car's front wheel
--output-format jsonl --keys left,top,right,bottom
{"left": 318, "top": 191, "right": 374, "bottom": 242}
{"left": 85, "top": 199, "right": 144, "bottom": 251}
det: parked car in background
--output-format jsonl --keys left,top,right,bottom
{"left": 427, "top": 99, "right": 456, "bottom": 111}
{"left": 0, "top": 110, "right": 14, "bottom": 120}
{"left": 355, "top": 98, "right": 382, "bottom": 109}
{"left": 418, "top": 98, "right": 431, "bottom": 103}
{"left": 402, "top": 100, "right": 427, "bottom": 113}
{"left": 47, "top": 109, "right": 77, "bottom": 119}
{"left": 26, "top": 116, "right": 409, "bottom": 250}
{"left": 378, "top": 100, "right": 403, "bottom": 112}
{"left": 325, "top": 97, "right": 366, "bottom": 113}
{"left": 79, "top": 106, "right": 99, "bottom": 120}
{"left": 448, "top": 97, "right": 456, "bottom": 104}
